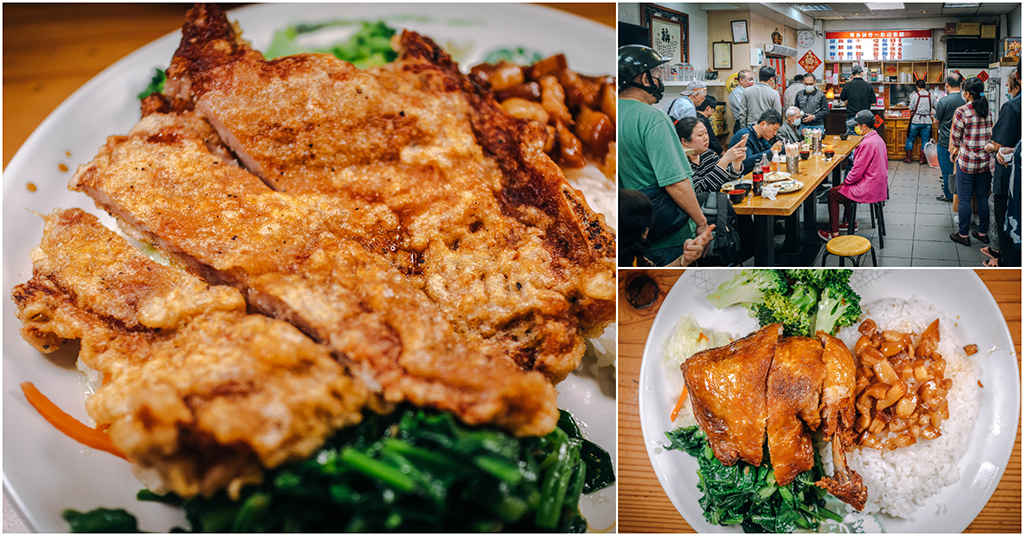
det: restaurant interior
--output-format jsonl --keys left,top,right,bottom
{"left": 618, "top": 2, "right": 1022, "bottom": 267}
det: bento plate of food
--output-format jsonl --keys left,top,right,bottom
{"left": 773, "top": 180, "right": 804, "bottom": 194}
{"left": 765, "top": 171, "right": 792, "bottom": 182}
{"left": 3, "top": 3, "right": 617, "bottom": 533}
{"left": 637, "top": 269, "right": 1019, "bottom": 533}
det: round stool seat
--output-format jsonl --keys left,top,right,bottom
{"left": 826, "top": 235, "right": 872, "bottom": 257}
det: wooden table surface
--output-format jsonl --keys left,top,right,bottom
{"left": 2, "top": 2, "right": 614, "bottom": 170}
{"left": 618, "top": 269, "right": 1022, "bottom": 533}
{"left": 733, "top": 135, "right": 861, "bottom": 217}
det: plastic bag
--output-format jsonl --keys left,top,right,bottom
{"left": 923, "top": 140, "right": 939, "bottom": 168}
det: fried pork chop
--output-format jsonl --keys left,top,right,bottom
{"left": 12, "top": 209, "right": 368, "bottom": 499}
{"left": 70, "top": 111, "right": 559, "bottom": 437}
{"left": 161, "top": 3, "right": 615, "bottom": 383}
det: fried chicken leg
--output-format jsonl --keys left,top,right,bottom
{"left": 683, "top": 324, "right": 782, "bottom": 466}
{"left": 766, "top": 336, "right": 825, "bottom": 486}
{"left": 815, "top": 331, "right": 868, "bottom": 511}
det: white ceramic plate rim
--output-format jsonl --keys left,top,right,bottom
{"left": 3, "top": 4, "right": 615, "bottom": 532}
{"left": 637, "top": 269, "right": 1019, "bottom": 533}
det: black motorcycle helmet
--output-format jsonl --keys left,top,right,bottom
{"left": 618, "top": 45, "right": 669, "bottom": 92}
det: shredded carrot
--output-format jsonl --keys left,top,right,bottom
{"left": 670, "top": 385, "right": 689, "bottom": 422}
{"left": 20, "top": 382, "right": 126, "bottom": 460}
{"left": 698, "top": 333, "right": 709, "bottom": 343}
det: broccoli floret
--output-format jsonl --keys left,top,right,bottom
{"left": 707, "top": 270, "right": 788, "bottom": 310}
{"left": 760, "top": 292, "right": 814, "bottom": 337}
{"left": 813, "top": 287, "right": 862, "bottom": 335}
{"left": 788, "top": 283, "right": 819, "bottom": 312}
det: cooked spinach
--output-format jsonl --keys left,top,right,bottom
{"left": 63, "top": 407, "right": 613, "bottom": 533}
{"left": 665, "top": 426, "right": 843, "bottom": 533}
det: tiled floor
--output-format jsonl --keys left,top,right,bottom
{"left": 813, "top": 160, "right": 997, "bottom": 267}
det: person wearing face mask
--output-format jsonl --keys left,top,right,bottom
{"left": 729, "top": 70, "right": 754, "bottom": 134}
{"left": 904, "top": 79, "right": 934, "bottom": 164}
{"left": 777, "top": 106, "right": 805, "bottom": 145}
{"left": 796, "top": 73, "right": 827, "bottom": 134}
{"left": 740, "top": 65, "right": 783, "bottom": 128}
{"left": 982, "top": 62, "right": 1021, "bottom": 266}
{"left": 667, "top": 80, "right": 707, "bottom": 122}
{"left": 949, "top": 77, "right": 994, "bottom": 247}
{"left": 617, "top": 45, "right": 710, "bottom": 266}
{"left": 729, "top": 109, "right": 784, "bottom": 175}
{"left": 694, "top": 96, "right": 723, "bottom": 156}
{"left": 818, "top": 110, "right": 888, "bottom": 241}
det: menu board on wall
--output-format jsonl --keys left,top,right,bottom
{"left": 825, "top": 30, "right": 932, "bottom": 61}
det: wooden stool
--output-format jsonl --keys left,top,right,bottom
{"left": 845, "top": 201, "right": 886, "bottom": 249}
{"left": 821, "top": 235, "right": 877, "bottom": 267}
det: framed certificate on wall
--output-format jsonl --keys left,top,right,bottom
{"left": 713, "top": 41, "right": 732, "bottom": 70}
{"left": 642, "top": 4, "right": 689, "bottom": 64}
{"left": 731, "top": 20, "right": 749, "bottom": 44}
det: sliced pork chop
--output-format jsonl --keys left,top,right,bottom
{"left": 163, "top": 3, "right": 615, "bottom": 383}
{"left": 69, "top": 111, "right": 559, "bottom": 437}
{"left": 12, "top": 208, "right": 368, "bottom": 499}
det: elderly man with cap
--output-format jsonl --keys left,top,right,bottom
{"left": 617, "top": 45, "right": 712, "bottom": 266}
{"left": 666, "top": 80, "right": 707, "bottom": 122}
{"left": 819, "top": 110, "right": 888, "bottom": 241}
{"left": 777, "top": 106, "right": 805, "bottom": 145}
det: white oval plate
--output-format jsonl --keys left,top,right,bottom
{"left": 2, "top": 4, "right": 615, "bottom": 532}
{"left": 638, "top": 269, "right": 1019, "bottom": 533}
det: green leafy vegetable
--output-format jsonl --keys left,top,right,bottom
{"left": 665, "top": 426, "right": 843, "bottom": 533}
{"left": 64, "top": 407, "right": 612, "bottom": 533}
{"left": 137, "top": 68, "right": 166, "bottom": 100}
{"left": 265, "top": 20, "right": 398, "bottom": 68}
{"left": 730, "top": 270, "right": 860, "bottom": 338}
{"left": 706, "top": 270, "right": 789, "bottom": 311}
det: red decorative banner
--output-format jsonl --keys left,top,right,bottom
{"left": 799, "top": 50, "right": 822, "bottom": 73}
{"left": 977, "top": 70, "right": 990, "bottom": 82}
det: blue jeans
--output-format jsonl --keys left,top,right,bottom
{"left": 905, "top": 122, "right": 931, "bottom": 155}
{"left": 937, "top": 144, "right": 954, "bottom": 200}
{"left": 956, "top": 167, "right": 991, "bottom": 236}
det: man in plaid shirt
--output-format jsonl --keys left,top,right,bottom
{"left": 949, "top": 77, "right": 994, "bottom": 246}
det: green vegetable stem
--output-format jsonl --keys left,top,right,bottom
{"left": 63, "top": 407, "right": 613, "bottom": 533}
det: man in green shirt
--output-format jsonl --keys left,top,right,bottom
{"left": 618, "top": 45, "right": 709, "bottom": 266}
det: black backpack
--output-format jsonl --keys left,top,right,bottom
{"left": 696, "top": 191, "right": 743, "bottom": 266}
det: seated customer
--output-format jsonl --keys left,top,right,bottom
{"left": 729, "top": 109, "right": 783, "bottom": 174}
{"left": 819, "top": 110, "right": 888, "bottom": 241}
{"left": 619, "top": 189, "right": 714, "bottom": 267}
{"left": 694, "top": 96, "right": 723, "bottom": 155}
{"left": 675, "top": 117, "right": 747, "bottom": 193}
{"left": 777, "top": 106, "right": 805, "bottom": 145}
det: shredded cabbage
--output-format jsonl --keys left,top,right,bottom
{"left": 660, "top": 314, "right": 733, "bottom": 426}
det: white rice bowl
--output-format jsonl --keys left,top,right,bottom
{"left": 825, "top": 297, "right": 980, "bottom": 520}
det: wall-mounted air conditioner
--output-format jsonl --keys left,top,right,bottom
{"left": 765, "top": 44, "right": 797, "bottom": 58}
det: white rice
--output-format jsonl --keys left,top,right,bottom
{"left": 823, "top": 297, "right": 979, "bottom": 519}
{"left": 562, "top": 163, "right": 616, "bottom": 231}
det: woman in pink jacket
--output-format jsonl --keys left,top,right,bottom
{"left": 819, "top": 110, "right": 889, "bottom": 241}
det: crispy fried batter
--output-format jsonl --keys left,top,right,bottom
{"left": 70, "top": 112, "right": 559, "bottom": 437}
{"left": 163, "top": 3, "right": 615, "bottom": 383}
{"left": 682, "top": 324, "right": 781, "bottom": 467}
{"left": 12, "top": 209, "right": 368, "bottom": 499}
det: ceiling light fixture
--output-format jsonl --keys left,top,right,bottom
{"left": 943, "top": 3, "right": 980, "bottom": 7}
{"left": 865, "top": 3, "right": 905, "bottom": 9}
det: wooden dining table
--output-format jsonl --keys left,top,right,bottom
{"left": 618, "top": 268, "right": 1022, "bottom": 533}
{"left": 731, "top": 135, "right": 862, "bottom": 266}
{"left": 1, "top": 4, "right": 615, "bottom": 532}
